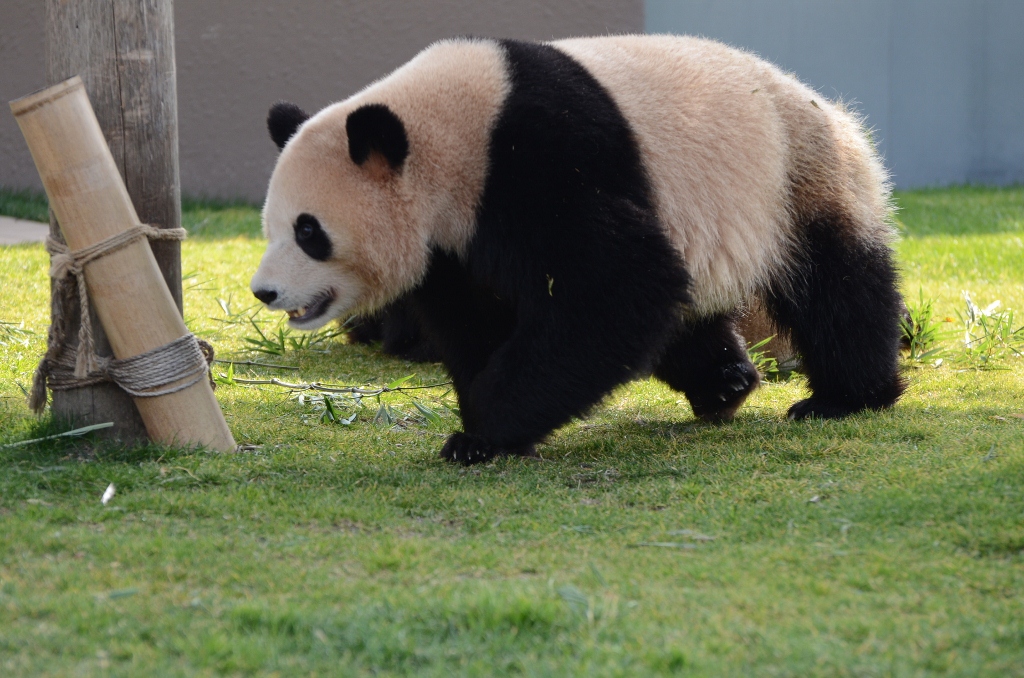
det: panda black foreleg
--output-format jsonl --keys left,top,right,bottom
{"left": 407, "top": 252, "right": 527, "bottom": 462}
{"left": 767, "top": 219, "right": 906, "bottom": 419}
{"left": 409, "top": 252, "right": 516, "bottom": 388}
{"left": 446, "top": 310, "right": 660, "bottom": 464}
{"left": 653, "top": 313, "right": 760, "bottom": 423}
{"left": 437, "top": 228, "right": 694, "bottom": 464}
{"left": 377, "top": 295, "right": 442, "bottom": 362}
{"left": 424, "top": 244, "right": 689, "bottom": 463}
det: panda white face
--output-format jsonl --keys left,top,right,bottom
{"left": 251, "top": 100, "right": 428, "bottom": 330}
{"left": 251, "top": 182, "right": 367, "bottom": 330}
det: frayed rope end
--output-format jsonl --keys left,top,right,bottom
{"left": 28, "top": 361, "right": 49, "bottom": 414}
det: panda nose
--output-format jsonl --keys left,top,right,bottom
{"left": 253, "top": 288, "right": 278, "bottom": 304}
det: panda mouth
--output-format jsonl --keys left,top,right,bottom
{"left": 285, "top": 290, "right": 335, "bottom": 326}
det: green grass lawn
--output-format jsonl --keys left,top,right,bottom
{"left": 1, "top": 187, "right": 1023, "bottom": 676}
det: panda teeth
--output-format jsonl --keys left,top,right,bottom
{"left": 284, "top": 290, "right": 335, "bottom": 324}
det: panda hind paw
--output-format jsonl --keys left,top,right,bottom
{"left": 691, "top": 361, "right": 760, "bottom": 423}
{"left": 787, "top": 398, "right": 861, "bottom": 421}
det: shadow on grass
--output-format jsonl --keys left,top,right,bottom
{"left": 1, "top": 414, "right": 196, "bottom": 466}
{"left": 3, "top": 397, "right": 1019, "bottom": 502}
{"left": 537, "top": 400, "right": 1020, "bottom": 466}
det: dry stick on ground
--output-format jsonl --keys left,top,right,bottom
{"left": 224, "top": 377, "right": 452, "bottom": 396}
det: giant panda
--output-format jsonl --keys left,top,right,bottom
{"left": 251, "top": 35, "right": 906, "bottom": 464}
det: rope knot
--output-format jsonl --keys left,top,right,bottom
{"left": 31, "top": 224, "right": 200, "bottom": 414}
{"left": 47, "top": 249, "right": 78, "bottom": 280}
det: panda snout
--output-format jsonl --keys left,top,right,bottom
{"left": 252, "top": 288, "right": 279, "bottom": 305}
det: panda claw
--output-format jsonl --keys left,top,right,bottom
{"left": 440, "top": 433, "right": 493, "bottom": 465}
{"left": 440, "top": 432, "right": 537, "bottom": 465}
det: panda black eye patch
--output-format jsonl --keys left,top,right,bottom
{"left": 293, "top": 213, "right": 332, "bottom": 261}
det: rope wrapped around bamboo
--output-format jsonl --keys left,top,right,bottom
{"left": 28, "top": 224, "right": 214, "bottom": 413}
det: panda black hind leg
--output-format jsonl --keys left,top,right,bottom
{"left": 654, "top": 313, "right": 760, "bottom": 423}
{"left": 767, "top": 217, "right": 906, "bottom": 419}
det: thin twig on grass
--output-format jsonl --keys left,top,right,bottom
{"left": 225, "top": 377, "right": 451, "bottom": 395}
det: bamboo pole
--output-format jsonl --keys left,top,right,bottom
{"left": 11, "top": 78, "right": 235, "bottom": 452}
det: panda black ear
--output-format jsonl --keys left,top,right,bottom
{"left": 267, "top": 102, "right": 310, "bottom": 150}
{"left": 346, "top": 104, "right": 409, "bottom": 171}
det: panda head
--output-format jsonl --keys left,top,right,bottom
{"left": 251, "top": 100, "right": 426, "bottom": 329}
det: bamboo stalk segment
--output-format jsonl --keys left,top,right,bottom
{"left": 11, "top": 77, "right": 235, "bottom": 452}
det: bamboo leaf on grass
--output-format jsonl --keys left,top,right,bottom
{"left": 1, "top": 422, "right": 114, "bottom": 449}
{"left": 386, "top": 374, "right": 416, "bottom": 390}
{"left": 413, "top": 401, "right": 442, "bottom": 426}
{"left": 321, "top": 397, "right": 357, "bottom": 426}
{"left": 373, "top": 403, "right": 395, "bottom": 427}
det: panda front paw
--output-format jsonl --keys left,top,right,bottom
{"left": 440, "top": 433, "right": 538, "bottom": 465}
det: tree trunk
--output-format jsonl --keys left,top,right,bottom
{"left": 44, "top": 0, "right": 181, "bottom": 443}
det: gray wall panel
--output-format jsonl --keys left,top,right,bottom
{"left": 646, "top": 0, "right": 1024, "bottom": 188}
{"left": 981, "top": 0, "right": 1024, "bottom": 184}
{"left": 889, "top": 0, "right": 976, "bottom": 186}
{"left": 0, "top": 1, "right": 45, "bottom": 196}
